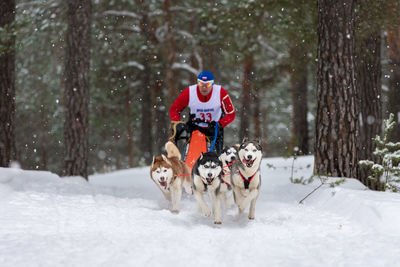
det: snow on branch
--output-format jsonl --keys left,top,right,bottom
{"left": 111, "top": 61, "right": 145, "bottom": 72}
{"left": 102, "top": 10, "right": 140, "bottom": 20}
{"left": 172, "top": 63, "right": 198, "bottom": 76}
{"left": 257, "top": 35, "right": 285, "bottom": 60}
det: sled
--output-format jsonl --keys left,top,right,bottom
{"left": 185, "top": 130, "right": 208, "bottom": 170}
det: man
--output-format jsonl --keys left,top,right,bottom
{"left": 169, "top": 71, "right": 235, "bottom": 155}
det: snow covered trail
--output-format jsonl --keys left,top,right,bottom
{"left": 1, "top": 156, "right": 400, "bottom": 267}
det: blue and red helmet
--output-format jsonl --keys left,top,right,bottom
{"left": 197, "top": 71, "right": 214, "bottom": 82}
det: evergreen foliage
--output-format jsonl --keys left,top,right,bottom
{"left": 359, "top": 113, "right": 400, "bottom": 192}
{"left": 9, "top": 0, "right": 400, "bottom": 175}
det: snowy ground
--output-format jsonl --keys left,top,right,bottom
{"left": 1, "top": 156, "right": 400, "bottom": 267}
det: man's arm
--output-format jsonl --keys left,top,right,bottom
{"left": 169, "top": 88, "right": 190, "bottom": 121}
{"left": 218, "top": 88, "right": 235, "bottom": 127}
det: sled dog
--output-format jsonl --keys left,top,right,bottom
{"left": 192, "top": 152, "right": 224, "bottom": 224}
{"left": 231, "top": 138, "right": 262, "bottom": 219}
{"left": 150, "top": 141, "right": 192, "bottom": 212}
{"left": 218, "top": 145, "right": 239, "bottom": 208}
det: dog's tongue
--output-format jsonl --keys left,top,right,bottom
{"left": 206, "top": 178, "right": 213, "bottom": 184}
{"left": 242, "top": 158, "right": 252, "bottom": 164}
{"left": 160, "top": 181, "right": 167, "bottom": 188}
{"left": 242, "top": 158, "right": 255, "bottom": 167}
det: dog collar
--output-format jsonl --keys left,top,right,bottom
{"left": 239, "top": 170, "right": 257, "bottom": 189}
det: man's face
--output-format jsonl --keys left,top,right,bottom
{"left": 198, "top": 80, "right": 213, "bottom": 96}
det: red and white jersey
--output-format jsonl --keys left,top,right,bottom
{"left": 188, "top": 84, "right": 222, "bottom": 127}
{"left": 170, "top": 84, "right": 235, "bottom": 128}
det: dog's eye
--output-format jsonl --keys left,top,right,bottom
{"left": 211, "top": 165, "right": 216, "bottom": 169}
{"left": 163, "top": 169, "right": 167, "bottom": 172}
{"left": 253, "top": 149, "right": 257, "bottom": 152}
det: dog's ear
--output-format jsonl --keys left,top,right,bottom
{"left": 200, "top": 153, "right": 204, "bottom": 160}
{"left": 256, "top": 138, "right": 262, "bottom": 150}
{"left": 161, "top": 154, "right": 172, "bottom": 166}
{"left": 151, "top": 156, "right": 155, "bottom": 167}
{"left": 234, "top": 144, "right": 240, "bottom": 151}
{"left": 242, "top": 137, "right": 248, "bottom": 143}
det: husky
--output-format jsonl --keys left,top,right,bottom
{"left": 231, "top": 138, "right": 262, "bottom": 220}
{"left": 150, "top": 141, "right": 192, "bottom": 213}
{"left": 192, "top": 152, "right": 224, "bottom": 224}
{"left": 218, "top": 145, "right": 239, "bottom": 208}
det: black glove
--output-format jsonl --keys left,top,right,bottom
{"left": 175, "top": 122, "right": 187, "bottom": 134}
{"left": 208, "top": 121, "right": 222, "bottom": 134}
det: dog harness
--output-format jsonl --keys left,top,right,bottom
{"left": 239, "top": 171, "right": 257, "bottom": 189}
{"left": 202, "top": 181, "right": 208, "bottom": 191}
{"left": 221, "top": 178, "right": 231, "bottom": 190}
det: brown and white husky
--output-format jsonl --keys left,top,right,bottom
{"left": 150, "top": 141, "right": 192, "bottom": 212}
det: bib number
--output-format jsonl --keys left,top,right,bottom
{"left": 200, "top": 112, "right": 212, "bottom": 122}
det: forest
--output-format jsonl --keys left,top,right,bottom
{"left": 1, "top": 0, "right": 400, "bottom": 189}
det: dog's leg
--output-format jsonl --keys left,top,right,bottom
{"left": 238, "top": 189, "right": 258, "bottom": 212}
{"left": 225, "top": 192, "right": 235, "bottom": 209}
{"left": 183, "top": 180, "right": 193, "bottom": 195}
{"left": 162, "top": 191, "right": 171, "bottom": 201}
{"left": 248, "top": 191, "right": 259, "bottom": 220}
{"left": 232, "top": 188, "right": 245, "bottom": 214}
{"left": 210, "top": 191, "right": 222, "bottom": 224}
{"left": 193, "top": 190, "right": 211, "bottom": 217}
{"left": 171, "top": 185, "right": 182, "bottom": 213}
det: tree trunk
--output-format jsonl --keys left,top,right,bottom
{"left": 387, "top": 26, "right": 400, "bottom": 141}
{"left": 253, "top": 86, "right": 261, "bottom": 139}
{"left": 40, "top": 104, "right": 48, "bottom": 170}
{"left": 0, "top": 0, "right": 17, "bottom": 167}
{"left": 63, "top": 0, "right": 91, "bottom": 180}
{"left": 153, "top": 77, "right": 168, "bottom": 154}
{"left": 125, "top": 89, "right": 134, "bottom": 168}
{"left": 139, "top": 8, "right": 153, "bottom": 164}
{"left": 164, "top": 0, "right": 178, "bottom": 108}
{"left": 290, "top": 45, "right": 309, "bottom": 155}
{"left": 356, "top": 30, "right": 383, "bottom": 189}
{"left": 315, "top": 0, "right": 360, "bottom": 178}
{"left": 239, "top": 54, "right": 253, "bottom": 141}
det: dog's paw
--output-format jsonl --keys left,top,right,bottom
{"left": 248, "top": 215, "right": 255, "bottom": 220}
{"left": 239, "top": 203, "right": 247, "bottom": 211}
{"left": 171, "top": 209, "right": 179, "bottom": 214}
{"left": 214, "top": 220, "right": 222, "bottom": 224}
{"left": 203, "top": 209, "right": 211, "bottom": 217}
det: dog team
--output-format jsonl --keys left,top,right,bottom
{"left": 150, "top": 138, "right": 262, "bottom": 224}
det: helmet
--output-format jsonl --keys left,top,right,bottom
{"left": 197, "top": 71, "right": 214, "bottom": 82}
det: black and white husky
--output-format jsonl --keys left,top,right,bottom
{"left": 231, "top": 138, "right": 262, "bottom": 220}
{"left": 192, "top": 152, "right": 224, "bottom": 224}
{"left": 218, "top": 145, "right": 239, "bottom": 208}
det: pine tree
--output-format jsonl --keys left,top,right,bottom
{"left": 359, "top": 113, "right": 400, "bottom": 191}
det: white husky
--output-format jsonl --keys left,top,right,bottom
{"left": 231, "top": 139, "right": 262, "bottom": 219}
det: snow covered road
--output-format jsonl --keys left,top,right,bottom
{"left": 1, "top": 156, "right": 400, "bottom": 267}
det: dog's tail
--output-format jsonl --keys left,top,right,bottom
{"left": 165, "top": 141, "right": 181, "bottom": 159}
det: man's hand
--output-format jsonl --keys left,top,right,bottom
{"left": 208, "top": 121, "right": 223, "bottom": 134}
{"left": 175, "top": 122, "right": 187, "bottom": 133}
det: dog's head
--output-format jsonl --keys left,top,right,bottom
{"left": 238, "top": 138, "right": 262, "bottom": 168}
{"left": 197, "top": 152, "right": 223, "bottom": 185}
{"left": 219, "top": 145, "right": 238, "bottom": 166}
{"left": 150, "top": 155, "right": 174, "bottom": 191}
